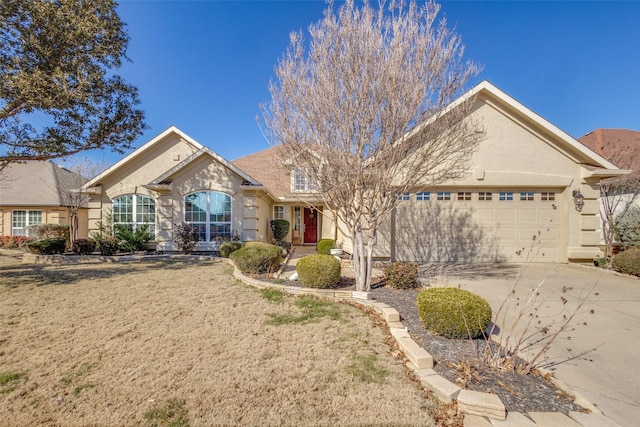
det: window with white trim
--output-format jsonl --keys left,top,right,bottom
{"left": 293, "top": 168, "right": 317, "bottom": 192}
{"left": 113, "top": 195, "right": 156, "bottom": 235}
{"left": 293, "top": 206, "right": 301, "bottom": 231}
{"left": 499, "top": 192, "right": 513, "bottom": 201}
{"left": 416, "top": 192, "right": 430, "bottom": 201}
{"left": 12, "top": 210, "right": 42, "bottom": 236}
{"left": 273, "top": 205, "right": 285, "bottom": 220}
{"left": 457, "top": 192, "right": 471, "bottom": 201}
{"left": 437, "top": 192, "right": 451, "bottom": 201}
{"left": 520, "top": 192, "right": 535, "bottom": 201}
{"left": 541, "top": 192, "right": 555, "bottom": 201}
{"left": 397, "top": 192, "right": 410, "bottom": 201}
{"left": 478, "top": 192, "right": 492, "bottom": 201}
{"left": 184, "top": 191, "right": 232, "bottom": 241}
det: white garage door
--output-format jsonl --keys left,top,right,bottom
{"left": 392, "top": 190, "right": 562, "bottom": 263}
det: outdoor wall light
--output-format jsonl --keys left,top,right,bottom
{"left": 572, "top": 189, "right": 585, "bottom": 212}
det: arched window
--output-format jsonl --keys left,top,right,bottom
{"left": 184, "top": 191, "right": 232, "bottom": 241}
{"left": 112, "top": 195, "right": 156, "bottom": 236}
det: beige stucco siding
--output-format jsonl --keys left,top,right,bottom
{"left": 336, "top": 97, "right": 602, "bottom": 262}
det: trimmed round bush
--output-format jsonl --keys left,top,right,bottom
{"left": 384, "top": 262, "right": 419, "bottom": 289}
{"left": 219, "top": 241, "right": 242, "bottom": 258}
{"left": 72, "top": 239, "right": 96, "bottom": 255}
{"left": 417, "top": 287, "right": 492, "bottom": 339}
{"left": 612, "top": 247, "right": 640, "bottom": 276}
{"left": 230, "top": 242, "right": 282, "bottom": 274}
{"left": 317, "top": 239, "right": 335, "bottom": 255}
{"left": 27, "top": 237, "right": 67, "bottom": 255}
{"left": 296, "top": 254, "right": 341, "bottom": 288}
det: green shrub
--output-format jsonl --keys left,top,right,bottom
{"left": 230, "top": 242, "right": 282, "bottom": 274}
{"left": 384, "top": 262, "right": 419, "bottom": 289}
{"left": 296, "top": 254, "right": 341, "bottom": 288}
{"left": 72, "top": 239, "right": 96, "bottom": 255}
{"left": 98, "top": 237, "right": 119, "bottom": 256}
{"left": 115, "top": 224, "right": 153, "bottom": 252}
{"left": 612, "top": 247, "right": 640, "bottom": 276}
{"left": 615, "top": 206, "right": 640, "bottom": 250}
{"left": 317, "top": 239, "right": 335, "bottom": 255}
{"left": 219, "top": 241, "right": 242, "bottom": 258}
{"left": 26, "top": 237, "right": 67, "bottom": 255}
{"left": 417, "top": 287, "right": 492, "bottom": 339}
{"left": 270, "top": 219, "right": 290, "bottom": 241}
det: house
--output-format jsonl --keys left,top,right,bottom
{"left": 578, "top": 128, "right": 640, "bottom": 171}
{"left": 80, "top": 81, "right": 626, "bottom": 262}
{"left": 0, "top": 160, "right": 89, "bottom": 238}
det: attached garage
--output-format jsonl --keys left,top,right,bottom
{"left": 390, "top": 189, "right": 563, "bottom": 263}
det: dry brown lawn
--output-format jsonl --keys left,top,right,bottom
{"left": 0, "top": 253, "right": 440, "bottom": 426}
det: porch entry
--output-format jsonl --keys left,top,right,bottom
{"left": 303, "top": 207, "right": 318, "bottom": 244}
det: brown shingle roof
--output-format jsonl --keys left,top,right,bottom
{"left": 578, "top": 128, "right": 640, "bottom": 171}
{"left": 0, "top": 161, "right": 88, "bottom": 207}
{"left": 232, "top": 146, "right": 294, "bottom": 200}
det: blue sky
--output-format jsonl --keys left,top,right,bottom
{"left": 68, "top": 0, "right": 640, "bottom": 167}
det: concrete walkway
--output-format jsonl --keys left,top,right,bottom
{"left": 439, "top": 263, "right": 640, "bottom": 427}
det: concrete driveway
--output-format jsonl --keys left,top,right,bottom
{"left": 423, "top": 263, "right": 639, "bottom": 426}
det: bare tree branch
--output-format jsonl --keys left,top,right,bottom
{"left": 261, "top": 0, "right": 483, "bottom": 291}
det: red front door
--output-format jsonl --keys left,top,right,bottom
{"left": 303, "top": 207, "right": 317, "bottom": 244}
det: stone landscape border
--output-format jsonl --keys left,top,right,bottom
{"left": 14, "top": 249, "right": 621, "bottom": 427}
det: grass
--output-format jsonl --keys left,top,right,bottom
{"left": 0, "top": 371, "right": 26, "bottom": 394}
{"left": 0, "top": 256, "right": 437, "bottom": 426}
{"left": 141, "top": 398, "right": 189, "bottom": 427}
{"left": 60, "top": 362, "right": 96, "bottom": 386}
{"left": 260, "top": 288, "right": 285, "bottom": 304}
{"left": 266, "top": 295, "right": 343, "bottom": 325}
{"left": 347, "top": 355, "right": 388, "bottom": 384}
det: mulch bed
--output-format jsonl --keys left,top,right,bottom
{"left": 371, "top": 286, "right": 581, "bottom": 414}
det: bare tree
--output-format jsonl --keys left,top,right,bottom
{"left": 600, "top": 172, "right": 640, "bottom": 260}
{"left": 57, "top": 158, "right": 106, "bottom": 244}
{"left": 262, "top": 0, "right": 483, "bottom": 291}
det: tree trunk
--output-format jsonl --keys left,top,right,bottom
{"left": 352, "top": 226, "right": 368, "bottom": 291}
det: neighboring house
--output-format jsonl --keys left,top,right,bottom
{"left": 80, "top": 81, "right": 626, "bottom": 262}
{"left": 0, "top": 161, "right": 89, "bottom": 238}
{"left": 578, "top": 128, "right": 640, "bottom": 243}
{"left": 578, "top": 128, "right": 640, "bottom": 171}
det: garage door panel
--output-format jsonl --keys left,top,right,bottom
{"left": 517, "top": 209, "right": 537, "bottom": 221}
{"left": 393, "top": 192, "right": 562, "bottom": 263}
{"left": 497, "top": 209, "right": 515, "bottom": 221}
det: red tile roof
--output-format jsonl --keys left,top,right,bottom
{"left": 578, "top": 128, "right": 640, "bottom": 171}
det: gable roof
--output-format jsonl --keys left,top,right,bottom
{"left": 81, "top": 126, "right": 204, "bottom": 190}
{"left": 0, "top": 161, "right": 88, "bottom": 207}
{"left": 578, "top": 128, "right": 640, "bottom": 171}
{"left": 150, "top": 146, "right": 261, "bottom": 186}
{"left": 469, "top": 81, "right": 621, "bottom": 173}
